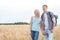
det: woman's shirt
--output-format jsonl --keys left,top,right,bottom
{"left": 31, "top": 16, "right": 40, "bottom": 32}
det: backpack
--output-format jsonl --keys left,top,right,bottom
{"left": 48, "top": 12, "right": 57, "bottom": 26}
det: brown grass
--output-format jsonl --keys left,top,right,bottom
{"left": 0, "top": 25, "right": 60, "bottom": 40}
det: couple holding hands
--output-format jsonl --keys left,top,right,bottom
{"left": 30, "top": 5, "right": 56, "bottom": 40}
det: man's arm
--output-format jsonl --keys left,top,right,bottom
{"left": 52, "top": 16, "right": 56, "bottom": 30}
{"left": 50, "top": 12, "right": 56, "bottom": 30}
{"left": 40, "top": 20, "right": 43, "bottom": 31}
{"left": 40, "top": 18, "right": 45, "bottom": 35}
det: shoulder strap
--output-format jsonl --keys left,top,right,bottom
{"left": 31, "top": 16, "right": 33, "bottom": 20}
{"left": 48, "top": 12, "right": 52, "bottom": 21}
{"left": 31, "top": 16, "right": 33, "bottom": 23}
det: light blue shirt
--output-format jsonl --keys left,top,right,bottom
{"left": 31, "top": 16, "right": 40, "bottom": 31}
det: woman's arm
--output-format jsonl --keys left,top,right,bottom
{"left": 30, "top": 17, "right": 32, "bottom": 31}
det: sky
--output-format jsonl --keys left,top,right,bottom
{"left": 0, "top": 0, "right": 60, "bottom": 24}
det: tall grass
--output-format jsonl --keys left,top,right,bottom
{"left": 0, "top": 25, "right": 60, "bottom": 40}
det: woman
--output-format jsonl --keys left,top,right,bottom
{"left": 30, "top": 9, "right": 41, "bottom": 40}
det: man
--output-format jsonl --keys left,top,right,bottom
{"left": 40, "top": 5, "right": 56, "bottom": 40}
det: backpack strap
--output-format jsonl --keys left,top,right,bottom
{"left": 48, "top": 12, "right": 53, "bottom": 22}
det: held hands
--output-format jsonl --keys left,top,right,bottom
{"left": 42, "top": 31, "right": 45, "bottom": 35}
{"left": 51, "top": 29, "right": 54, "bottom": 33}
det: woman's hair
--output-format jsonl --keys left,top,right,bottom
{"left": 34, "top": 9, "right": 40, "bottom": 17}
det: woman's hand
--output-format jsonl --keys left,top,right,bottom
{"left": 51, "top": 29, "right": 54, "bottom": 33}
{"left": 42, "top": 31, "right": 45, "bottom": 35}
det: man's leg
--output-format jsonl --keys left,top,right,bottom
{"left": 48, "top": 31, "right": 53, "bottom": 40}
{"left": 44, "top": 29, "right": 49, "bottom": 40}
{"left": 44, "top": 33, "right": 49, "bottom": 40}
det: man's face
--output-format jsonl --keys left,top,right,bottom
{"left": 42, "top": 6, "right": 48, "bottom": 12}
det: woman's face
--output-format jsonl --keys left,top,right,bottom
{"left": 34, "top": 10, "right": 40, "bottom": 17}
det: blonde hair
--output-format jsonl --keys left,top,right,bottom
{"left": 34, "top": 9, "right": 40, "bottom": 17}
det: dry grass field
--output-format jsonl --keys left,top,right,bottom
{"left": 0, "top": 25, "right": 60, "bottom": 40}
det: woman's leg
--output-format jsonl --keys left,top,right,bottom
{"left": 31, "top": 31, "right": 35, "bottom": 40}
{"left": 34, "top": 31, "right": 39, "bottom": 40}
